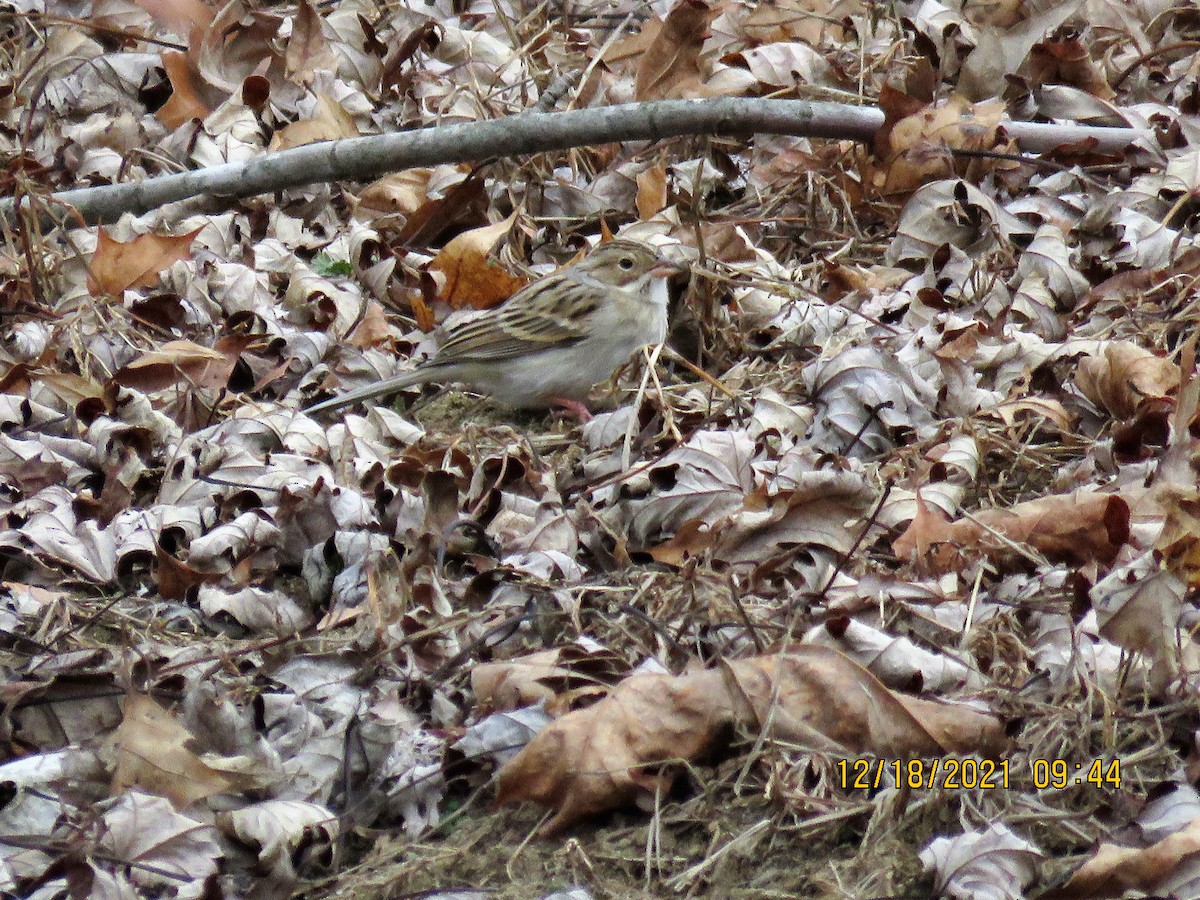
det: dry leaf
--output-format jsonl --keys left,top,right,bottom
{"left": 893, "top": 489, "right": 1130, "bottom": 572}
{"left": 113, "top": 337, "right": 245, "bottom": 394}
{"left": 1076, "top": 342, "right": 1179, "bottom": 421}
{"left": 87, "top": 228, "right": 201, "bottom": 297}
{"left": 109, "top": 693, "right": 233, "bottom": 808}
{"left": 427, "top": 212, "right": 527, "bottom": 309}
{"left": 496, "top": 647, "right": 1004, "bottom": 834}
{"left": 157, "top": 50, "right": 212, "bottom": 128}
{"left": 1044, "top": 817, "right": 1200, "bottom": 899}
{"left": 285, "top": 0, "right": 338, "bottom": 84}
{"left": 134, "top": 0, "right": 214, "bottom": 38}
{"left": 634, "top": 0, "right": 718, "bottom": 101}
{"left": 635, "top": 163, "right": 668, "bottom": 221}
{"left": 269, "top": 93, "right": 360, "bottom": 151}
{"left": 358, "top": 169, "right": 435, "bottom": 216}
{"left": 871, "top": 89, "right": 1008, "bottom": 196}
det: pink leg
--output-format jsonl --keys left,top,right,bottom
{"left": 549, "top": 396, "right": 592, "bottom": 422}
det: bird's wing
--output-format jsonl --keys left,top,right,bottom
{"left": 432, "top": 274, "right": 602, "bottom": 364}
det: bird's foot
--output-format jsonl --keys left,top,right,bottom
{"left": 549, "top": 396, "right": 593, "bottom": 422}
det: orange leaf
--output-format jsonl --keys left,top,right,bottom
{"left": 87, "top": 228, "right": 201, "bottom": 297}
{"left": 635, "top": 163, "right": 668, "bottom": 220}
{"left": 157, "top": 50, "right": 212, "bottom": 129}
{"left": 427, "top": 214, "right": 527, "bottom": 310}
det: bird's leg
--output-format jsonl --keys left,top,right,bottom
{"left": 548, "top": 396, "right": 593, "bottom": 422}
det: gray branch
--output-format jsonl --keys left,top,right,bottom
{"left": 1, "top": 98, "right": 1156, "bottom": 228}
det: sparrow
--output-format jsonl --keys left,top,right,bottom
{"left": 306, "top": 239, "right": 686, "bottom": 416}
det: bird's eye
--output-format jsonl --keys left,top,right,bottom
{"left": 619, "top": 257, "right": 635, "bottom": 270}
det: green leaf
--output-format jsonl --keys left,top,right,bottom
{"left": 313, "top": 253, "right": 352, "bottom": 277}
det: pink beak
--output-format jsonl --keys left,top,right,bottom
{"left": 652, "top": 257, "right": 690, "bottom": 277}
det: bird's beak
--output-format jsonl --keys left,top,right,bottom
{"left": 652, "top": 256, "right": 690, "bottom": 278}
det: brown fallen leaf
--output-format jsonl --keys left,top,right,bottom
{"left": 1028, "top": 33, "right": 1115, "bottom": 101}
{"left": 472, "top": 644, "right": 630, "bottom": 716}
{"left": 495, "top": 647, "right": 1004, "bottom": 834}
{"left": 743, "top": 0, "right": 857, "bottom": 45}
{"left": 113, "top": 336, "right": 251, "bottom": 395}
{"left": 634, "top": 0, "right": 718, "bottom": 101}
{"left": 108, "top": 693, "right": 232, "bottom": 809}
{"left": 284, "top": 0, "right": 337, "bottom": 85}
{"left": 1075, "top": 341, "right": 1179, "bottom": 422}
{"left": 269, "top": 93, "right": 361, "bottom": 151}
{"left": 635, "top": 163, "right": 668, "bottom": 221}
{"left": 135, "top": 0, "right": 214, "bottom": 39}
{"left": 1093, "top": 553, "right": 1191, "bottom": 692}
{"left": 869, "top": 88, "right": 1009, "bottom": 197}
{"left": 428, "top": 213, "right": 527, "bottom": 310}
{"left": 156, "top": 539, "right": 224, "bottom": 601}
{"left": 357, "top": 169, "right": 435, "bottom": 217}
{"left": 87, "top": 228, "right": 202, "bottom": 297}
{"left": 347, "top": 301, "right": 393, "bottom": 349}
{"left": 983, "top": 396, "right": 1075, "bottom": 432}
{"left": 1043, "top": 817, "right": 1200, "bottom": 899}
{"left": 893, "top": 489, "right": 1130, "bottom": 573}
{"left": 157, "top": 50, "right": 212, "bottom": 129}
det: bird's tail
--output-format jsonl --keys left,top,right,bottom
{"left": 304, "top": 368, "right": 429, "bottom": 415}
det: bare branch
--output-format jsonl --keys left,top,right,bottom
{"left": 1, "top": 97, "right": 1156, "bottom": 228}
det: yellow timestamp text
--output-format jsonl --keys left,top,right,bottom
{"left": 836, "top": 757, "right": 1122, "bottom": 791}
{"left": 1031, "top": 758, "right": 1121, "bottom": 789}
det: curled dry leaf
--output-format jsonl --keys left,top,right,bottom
{"left": 495, "top": 647, "right": 1004, "bottom": 834}
{"left": 199, "top": 584, "right": 313, "bottom": 634}
{"left": 134, "top": 0, "right": 214, "bottom": 39}
{"left": 1043, "top": 816, "right": 1200, "bottom": 899}
{"left": 920, "top": 822, "right": 1043, "bottom": 900}
{"left": 886, "top": 179, "right": 1030, "bottom": 263}
{"left": 113, "top": 337, "right": 249, "bottom": 395}
{"left": 1028, "top": 33, "right": 1115, "bottom": 101}
{"left": 871, "top": 89, "right": 1008, "bottom": 196}
{"left": 1075, "top": 341, "right": 1179, "bottom": 421}
{"left": 742, "top": 0, "right": 857, "bottom": 45}
{"left": 347, "top": 301, "right": 393, "bottom": 348}
{"left": 196, "top": 0, "right": 288, "bottom": 96}
{"left": 157, "top": 50, "right": 212, "bottom": 129}
{"left": 471, "top": 643, "right": 630, "bottom": 715}
{"left": 803, "top": 617, "right": 985, "bottom": 692}
{"left": 285, "top": 0, "right": 338, "bottom": 85}
{"left": 217, "top": 799, "right": 338, "bottom": 868}
{"left": 97, "top": 792, "right": 222, "bottom": 890}
{"left": 650, "top": 469, "right": 875, "bottom": 567}
{"left": 357, "top": 169, "right": 435, "bottom": 217}
{"left": 893, "top": 488, "right": 1130, "bottom": 573}
{"left": 1093, "top": 552, "right": 1190, "bottom": 691}
{"left": 635, "top": 163, "right": 668, "bottom": 221}
{"left": 957, "top": 1, "right": 1082, "bottom": 100}
{"left": 729, "top": 41, "right": 833, "bottom": 91}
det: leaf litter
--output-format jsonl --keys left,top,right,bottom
{"left": 2, "top": 0, "right": 1200, "bottom": 898}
